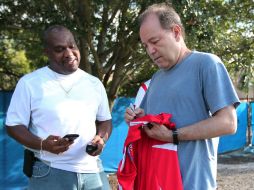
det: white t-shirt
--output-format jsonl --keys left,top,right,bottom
{"left": 5, "top": 66, "right": 111, "bottom": 173}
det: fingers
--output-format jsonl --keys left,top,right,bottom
{"left": 143, "top": 124, "right": 170, "bottom": 142}
{"left": 143, "top": 123, "right": 155, "bottom": 135}
{"left": 125, "top": 107, "right": 145, "bottom": 123}
{"left": 44, "top": 135, "right": 73, "bottom": 154}
{"left": 125, "top": 108, "right": 136, "bottom": 123}
{"left": 91, "top": 135, "right": 103, "bottom": 144}
{"left": 56, "top": 145, "right": 70, "bottom": 154}
{"left": 89, "top": 143, "right": 103, "bottom": 156}
{"left": 88, "top": 135, "right": 105, "bottom": 156}
{"left": 134, "top": 108, "right": 145, "bottom": 117}
{"left": 47, "top": 135, "right": 61, "bottom": 141}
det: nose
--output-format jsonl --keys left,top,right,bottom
{"left": 63, "top": 48, "right": 74, "bottom": 58}
{"left": 146, "top": 44, "right": 156, "bottom": 55}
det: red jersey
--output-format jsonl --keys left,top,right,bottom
{"left": 117, "top": 113, "right": 183, "bottom": 190}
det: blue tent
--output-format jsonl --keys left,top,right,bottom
{"left": 100, "top": 97, "right": 134, "bottom": 172}
{"left": 251, "top": 102, "right": 254, "bottom": 144}
{"left": 218, "top": 102, "right": 248, "bottom": 153}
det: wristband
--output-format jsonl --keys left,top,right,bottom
{"left": 40, "top": 139, "right": 45, "bottom": 156}
{"left": 172, "top": 128, "right": 179, "bottom": 145}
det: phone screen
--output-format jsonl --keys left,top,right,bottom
{"left": 63, "top": 134, "right": 79, "bottom": 141}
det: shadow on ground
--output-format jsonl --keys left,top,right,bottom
{"left": 218, "top": 145, "right": 254, "bottom": 164}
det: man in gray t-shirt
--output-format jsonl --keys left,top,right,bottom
{"left": 125, "top": 3, "right": 239, "bottom": 190}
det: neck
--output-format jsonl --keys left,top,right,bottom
{"left": 176, "top": 48, "right": 191, "bottom": 64}
{"left": 48, "top": 64, "right": 74, "bottom": 75}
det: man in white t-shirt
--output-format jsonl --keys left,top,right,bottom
{"left": 5, "top": 25, "right": 112, "bottom": 190}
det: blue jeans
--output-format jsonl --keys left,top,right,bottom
{"left": 28, "top": 161, "right": 111, "bottom": 190}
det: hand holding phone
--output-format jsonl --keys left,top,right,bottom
{"left": 145, "top": 123, "right": 153, "bottom": 129}
{"left": 63, "top": 134, "right": 79, "bottom": 141}
{"left": 86, "top": 143, "right": 98, "bottom": 155}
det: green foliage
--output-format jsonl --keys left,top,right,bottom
{"left": 118, "top": 61, "right": 158, "bottom": 97}
{"left": 175, "top": 0, "right": 254, "bottom": 93}
{"left": 0, "top": 0, "right": 253, "bottom": 101}
{"left": 0, "top": 38, "right": 31, "bottom": 90}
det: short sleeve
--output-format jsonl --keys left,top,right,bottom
{"left": 96, "top": 82, "right": 112, "bottom": 121}
{"left": 5, "top": 77, "right": 31, "bottom": 128}
{"left": 201, "top": 55, "right": 240, "bottom": 114}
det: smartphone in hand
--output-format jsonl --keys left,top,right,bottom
{"left": 86, "top": 143, "right": 98, "bottom": 155}
{"left": 143, "top": 123, "right": 153, "bottom": 129}
{"left": 63, "top": 134, "right": 79, "bottom": 141}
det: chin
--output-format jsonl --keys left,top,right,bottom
{"left": 156, "top": 63, "right": 167, "bottom": 69}
{"left": 157, "top": 64, "right": 170, "bottom": 70}
{"left": 70, "top": 66, "right": 79, "bottom": 72}
{"left": 68, "top": 62, "right": 79, "bottom": 69}
{"left": 64, "top": 65, "right": 78, "bottom": 74}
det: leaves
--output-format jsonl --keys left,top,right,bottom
{"left": 0, "top": 0, "right": 253, "bottom": 103}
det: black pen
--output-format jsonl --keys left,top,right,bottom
{"left": 129, "top": 103, "right": 137, "bottom": 119}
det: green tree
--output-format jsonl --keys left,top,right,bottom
{"left": 0, "top": 38, "right": 32, "bottom": 90}
{"left": 0, "top": 0, "right": 253, "bottom": 105}
{"left": 179, "top": 0, "right": 254, "bottom": 92}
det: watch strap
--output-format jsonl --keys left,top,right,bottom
{"left": 172, "top": 128, "right": 179, "bottom": 145}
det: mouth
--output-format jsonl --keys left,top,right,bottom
{"left": 153, "top": 56, "right": 162, "bottom": 62}
{"left": 64, "top": 58, "right": 78, "bottom": 65}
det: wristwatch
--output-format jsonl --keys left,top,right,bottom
{"left": 172, "top": 128, "right": 179, "bottom": 145}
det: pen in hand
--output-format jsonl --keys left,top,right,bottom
{"left": 129, "top": 103, "right": 137, "bottom": 119}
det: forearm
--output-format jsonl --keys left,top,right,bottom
{"left": 147, "top": 105, "right": 238, "bottom": 143}
{"left": 6, "top": 125, "right": 42, "bottom": 150}
{"left": 96, "top": 119, "right": 112, "bottom": 142}
{"left": 178, "top": 105, "right": 237, "bottom": 141}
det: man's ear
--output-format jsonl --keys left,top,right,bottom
{"left": 172, "top": 25, "right": 181, "bottom": 41}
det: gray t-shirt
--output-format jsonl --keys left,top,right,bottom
{"left": 141, "top": 51, "right": 240, "bottom": 190}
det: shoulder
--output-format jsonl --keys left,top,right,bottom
{"left": 18, "top": 67, "right": 48, "bottom": 84}
{"left": 192, "top": 51, "right": 222, "bottom": 64}
{"left": 77, "top": 69, "right": 104, "bottom": 86}
{"left": 188, "top": 51, "right": 225, "bottom": 73}
{"left": 78, "top": 69, "right": 100, "bottom": 81}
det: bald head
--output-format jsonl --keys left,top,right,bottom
{"left": 43, "top": 25, "right": 75, "bottom": 48}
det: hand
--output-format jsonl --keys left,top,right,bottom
{"left": 143, "top": 123, "right": 172, "bottom": 142}
{"left": 124, "top": 107, "right": 145, "bottom": 124}
{"left": 87, "top": 135, "right": 105, "bottom": 156}
{"left": 42, "top": 135, "right": 74, "bottom": 154}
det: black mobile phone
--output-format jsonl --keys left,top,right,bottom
{"left": 63, "top": 134, "right": 79, "bottom": 141}
{"left": 144, "top": 123, "right": 153, "bottom": 129}
{"left": 86, "top": 143, "right": 98, "bottom": 155}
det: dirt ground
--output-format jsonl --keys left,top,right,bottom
{"left": 216, "top": 148, "right": 254, "bottom": 190}
{"left": 108, "top": 148, "right": 254, "bottom": 190}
